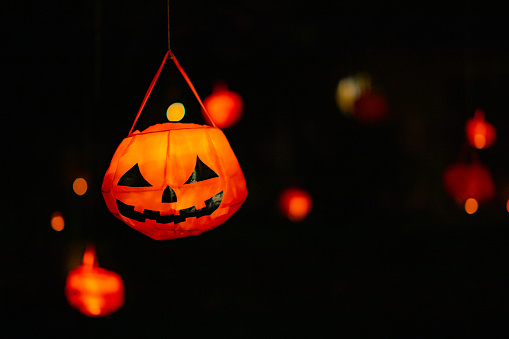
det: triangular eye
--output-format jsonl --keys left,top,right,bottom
{"left": 184, "top": 156, "right": 219, "bottom": 184}
{"left": 118, "top": 164, "right": 152, "bottom": 187}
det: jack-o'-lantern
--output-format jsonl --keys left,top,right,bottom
{"left": 466, "top": 109, "right": 496, "bottom": 149}
{"left": 102, "top": 50, "right": 247, "bottom": 240}
{"left": 65, "top": 247, "right": 124, "bottom": 317}
{"left": 102, "top": 123, "right": 247, "bottom": 240}
{"left": 443, "top": 162, "right": 495, "bottom": 204}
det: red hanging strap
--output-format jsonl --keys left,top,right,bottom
{"left": 128, "top": 50, "right": 216, "bottom": 136}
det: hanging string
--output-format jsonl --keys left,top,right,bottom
{"left": 127, "top": 0, "right": 217, "bottom": 136}
{"left": 167, "top": 0, "right": 170, "bottom": 52}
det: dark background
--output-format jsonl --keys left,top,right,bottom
{"left": 2, "top": 0, "right": 509, "bottom": 336}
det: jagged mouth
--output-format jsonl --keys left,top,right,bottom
{"left": 116, "top": 191, "right": 223, "bottom": 224}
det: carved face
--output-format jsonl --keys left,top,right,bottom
{"left": 102, "top": 123, "right": 247, "bottom": 240}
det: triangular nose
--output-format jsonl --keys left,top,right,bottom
{"left": 162, "top": 186, "right": 177, "bottom": 203}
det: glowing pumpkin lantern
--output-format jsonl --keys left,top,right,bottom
{"left": 102, "top": 122, "right": 247, "bottom": 240}
{"left": 102, "top": 51, "right": 247, "bottom": 240}
{"left": 203, "top": 83, "right": 243, "bottom": 129}
{"left": 443, "top": 162, "right": 495, "bottom": 205}
{"left": 279, "top": 187, "right": 312, "bottom": 222}
{"left": 466, "top": 109, "right": 496, "bottom": 149}
{"left": 65, "top": 247, "right": 124, "bottom": 317}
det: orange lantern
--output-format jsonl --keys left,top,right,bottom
{"left": 278, "top": 187, "right": 312, "bottom": 222}
{"left": 65, "top": 247, "right": 124, "bottom": 317}
{"left": 465, "top": 109, "right": 496, "bottom": 149}
{"left": 443, "top": 162, "right": 495, "bottom": 205}
{"left": 203, "top": 83, "right": 243, "bottom": 129}
{"left": 102, "top": 51, "right": 247, "bottom": 240}
{"left": 353, "top": 91, "right": 388, "bottom": 123}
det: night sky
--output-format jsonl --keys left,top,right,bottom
{"left": 3, "top": 0, "right": 509, "bottom": 336}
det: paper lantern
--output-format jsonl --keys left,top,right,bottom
{"left": 102, "top": 123, "right": 247, "bottom": 240}
{"left": 65, "top": 247, "right": 124, "bottom": 317}
{"left": 102, "top": 51, "right": 247, "bottom": 240}
{"left": 203, "top": 84, "right": 243, "bottom": 129}
{"left": 466, "top": 109, "right": 496, "bottom": 149}
{"left": 279, "top": 187, "right": 312, "bottom": 222}
{"left": 353, "top": 91, "right": 388, "bottom": 123}
{"left": 443, "top": 162, "right": 495, "bottom": 204}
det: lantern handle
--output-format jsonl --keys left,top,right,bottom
{"left": 169, "top": 50, "right": 216, "bottom": 128}
{"left": 128, "top": 50, "right": 217, "bottom": 136}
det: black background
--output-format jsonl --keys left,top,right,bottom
{"left": 2, "top": 0, "right": 509, "bottom": 337}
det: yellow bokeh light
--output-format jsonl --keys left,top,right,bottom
{"left": 166, "top": 103, "right": 185, "bottom": 122}
{"left": 465, "top": 198, "right": 478, "bottom": 214}
{"left": 335, "top": 74, "right": 371, "bottom": 115}
{"left": 51, "top": 212, "right": 65, "bottom": 231}
{"left": 73, "top": 178, "right": 88, "bottom": 196}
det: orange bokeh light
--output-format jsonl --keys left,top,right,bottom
{"left": 464, "top": 198, "right": 478, "bottom": 214}
{"left": 65, "top": 246, "right": 124, "bottom": 317}
{"left": 73, "top": 178, "right": 88, "bottom": 196}
{"left": 279, "top": 188, "right": 312, "bottom": 222}
{"left": 51, "top": 212, "right": 65, "bottom": 231}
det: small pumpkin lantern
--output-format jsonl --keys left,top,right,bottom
{"left": 443, "top": 162, "right": 495, "bottom": 205}
{"left": 65, "top": 247, "right": 124, "bottom": 317}
{"left": 102, "top": 51, "right": 247, "bottom": 240}
{"left": 278, "top": 187, "right": 312, "bottom": 222}
{"left": 203, "top": 83, "right": 243, "bottom": 129}
{"left": 465, "top": 109, "right": 496, "bottom": 149}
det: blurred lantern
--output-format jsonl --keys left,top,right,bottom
{"left": 465, "top": 109, "right": 496, "bottom": 149}
{"left": 443, "top": 162, "right": 495, "bottom": 206}
{"left": 279, "top": 187, "right": 312, "bottom": 222}
{"left": 353, "top": 91, "right": 388, "bottom": 124}
{"left": 203, "top": 83, "right": 243, "bottom": 129}
{"left": 65, "top": 246, "right": 124, "bottom": 317}
{"left": 102, "top": 51, "right": 247, "bottom": 240}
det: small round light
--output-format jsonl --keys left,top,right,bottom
{"left": 167, "top": 103, "right": 185, "bottom": 122}
{"left": 465, "top": 198, "right": 478, "bottom": 214}
{"left": 51, "top": 212, "right": 65, "bottom": 231}
{"left": 73, "top": 178, "right": 88, "bottom": 196}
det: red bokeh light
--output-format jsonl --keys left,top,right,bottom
{"left": 353, "top": 91, "right": 388, "bottom": 123}
{"left": 443, "top": 162, "right": 495, "bottom": 204}
{"left": 279, "top": 187, "right": 312, "bottom": 222}
{"left": 465, "top": 109, "right": 496, "bottom": 149}
{"left": 203, "top": 84, "right": 243, "bottom": 129}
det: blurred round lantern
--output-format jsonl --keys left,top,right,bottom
{"left": 353, "top": 91, "right": 388, "bottom": 123}
{"left": 102, "top": 51, "right": 247, "bottom": 240}
{"left": 279, "top": 187, "right": 312, "bottom": 222}
{"left": 65, "top": 247, "right": 124, "bottom": 317}
{"left": 203, "top": 83, "right": 243, "bottom": 129}
{"left": 465, "top": 109, "right": 496, "bottom": 149}
{"left": 443, "top": 162, "right": 495, "bottom": 205}
{"left": 102, "top": 123, "right": 247, "bottom": 240}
